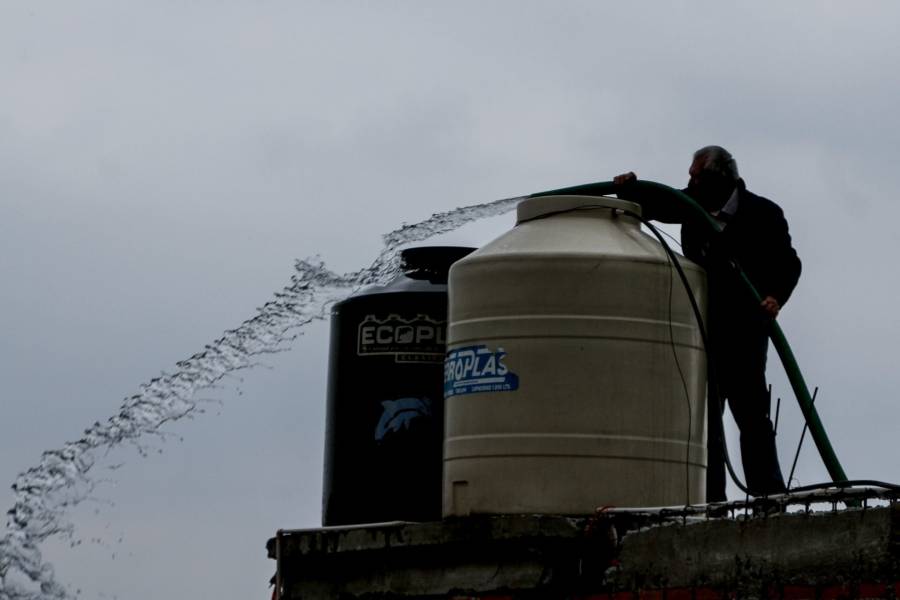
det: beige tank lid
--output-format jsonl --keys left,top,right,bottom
{"left": 516, "top": 195, "right": 642, "bottom": 224}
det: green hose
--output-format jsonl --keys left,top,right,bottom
{"left": 529, "top": 180, "right": 850, "bottom": 487}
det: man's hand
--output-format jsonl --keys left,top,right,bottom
{"left": 760, "top": 296, "right": 781, "bottom": 318}
{"left": 613, "top": 172, "right": 637, "bottom": 185}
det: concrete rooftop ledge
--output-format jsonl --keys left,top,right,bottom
{"left": 268, "top": 505, "right": 899, "bottom": 599}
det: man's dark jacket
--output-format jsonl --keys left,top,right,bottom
{"left": 621, "top": 179, "right": 801, "bottom": 316}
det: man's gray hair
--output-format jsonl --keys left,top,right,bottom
{"left": 693, "top": 145, "right": 740, "bottom": 181}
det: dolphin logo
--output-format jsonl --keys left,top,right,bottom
{"left": 375, "top": 397, "right": 432, "bottom": 441}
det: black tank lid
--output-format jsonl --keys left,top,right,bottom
{"left": 400, "top": 246, "right": 475, "bottom": 281}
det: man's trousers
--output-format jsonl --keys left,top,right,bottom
{"left": 706, "top": 317, "right": 787, "bottom": 502}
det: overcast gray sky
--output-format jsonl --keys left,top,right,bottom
{"left": 2, "top": 2, "right": 900, "bottom": 598}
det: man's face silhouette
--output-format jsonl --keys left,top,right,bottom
{"left": 687, "top": 158, "right": 734, "bottom": 213}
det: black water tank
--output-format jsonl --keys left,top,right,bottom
{"left": 322, "top": 246, "right": 475, "bottom": 526}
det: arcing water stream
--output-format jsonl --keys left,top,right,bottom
{"left": 0, "top": 196, "right": 522, "bottom": 600}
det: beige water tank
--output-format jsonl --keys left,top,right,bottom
{"left": 443, "top": 195, "right": 708, "bottom": 516}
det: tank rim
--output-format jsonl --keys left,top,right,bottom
{"left": 517, "top": 194, "right": 642, "bottom": 224}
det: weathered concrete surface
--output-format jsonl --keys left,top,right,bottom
{"left": 270, "top": 515, "right": 609, "bottom": 599}
{"left": 268, "top": 506, "right": 899, "bottom": 599}
{"left": 614, "top": 506, "right": 899, "bottom": 593}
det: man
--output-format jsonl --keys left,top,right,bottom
{"left": 614, "top": 146, "right": 801, "bottom": 502}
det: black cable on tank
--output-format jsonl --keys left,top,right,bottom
{"left": 517, "top": 203, "right": 751, "bottom": 496}
{"left": 624, "top": 210, "right": 752, "bottom": 496}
